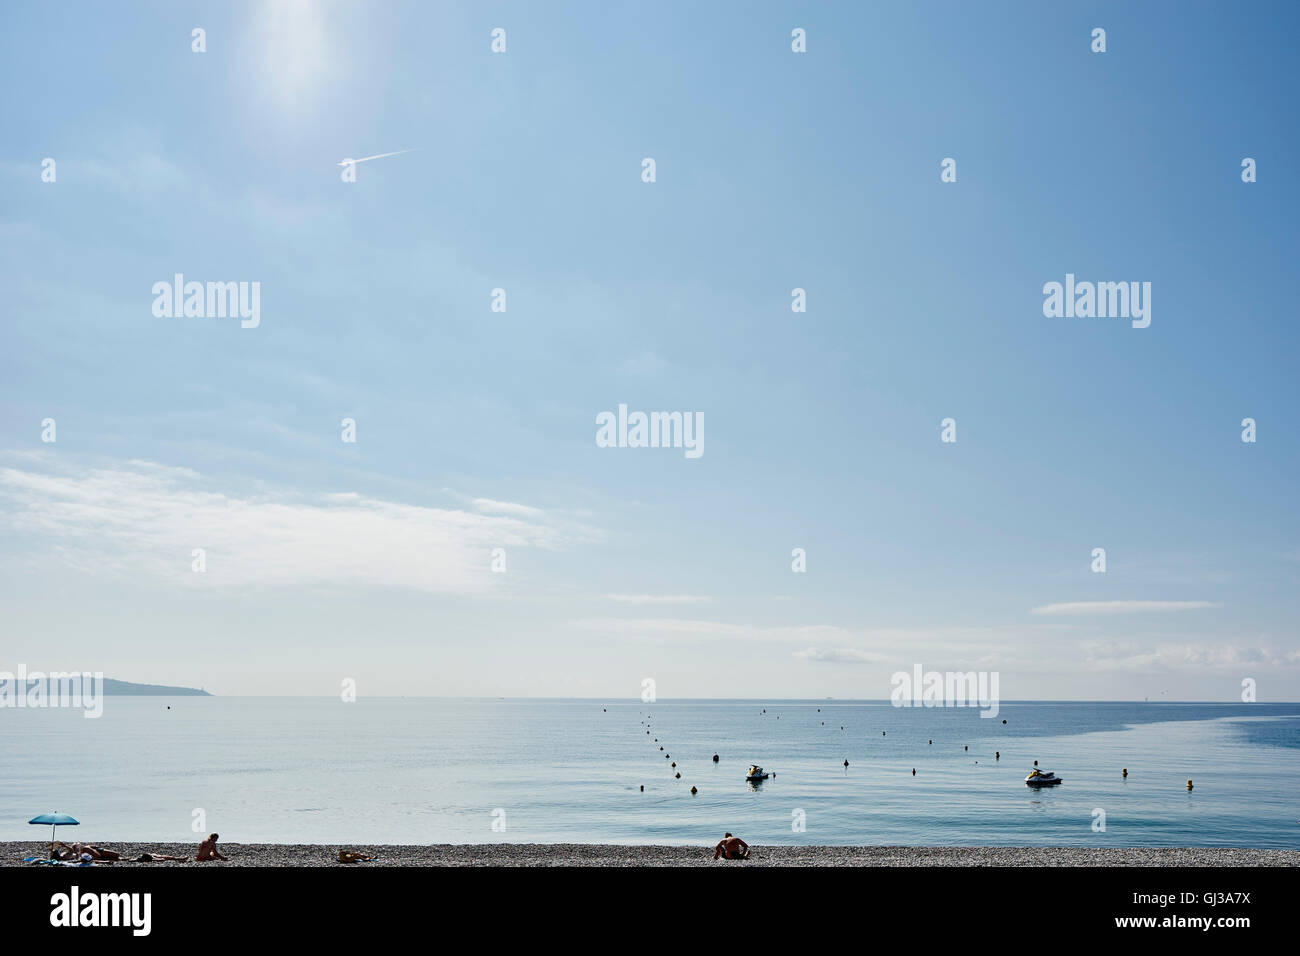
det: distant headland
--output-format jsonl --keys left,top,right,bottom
{"left": 103, "top": 678, "right": 211, "bottom": 696}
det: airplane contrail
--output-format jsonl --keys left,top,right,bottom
{"left": 337, "top": 149, "right": 417, "bottom": 166}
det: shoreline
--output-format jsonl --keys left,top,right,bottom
{"left": 5, "top": 842, "right": 1296, "bottom": 867}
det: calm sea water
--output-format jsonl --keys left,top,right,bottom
{"left": 3, "top": 699, "right": 1297, "bottom": 847}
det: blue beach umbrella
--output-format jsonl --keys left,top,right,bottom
{"left": 29, "top": 812, "right": 79, "bottom": 858}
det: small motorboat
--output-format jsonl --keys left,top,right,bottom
{"left": 1025, "top": 769, "right": 1063, "bottom": 787}
{"left": 746, "top": 764, "right": 771, "bottom": 782}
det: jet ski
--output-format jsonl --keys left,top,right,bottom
{"left": 1025, "top": 769, "right": 1063, "bottom": 786}
{"left": 746, "top": 764, "right": 771, "bottom": 782}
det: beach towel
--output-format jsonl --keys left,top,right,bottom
{"left": 24, "top": 857, "right": 93, "bottom": 866}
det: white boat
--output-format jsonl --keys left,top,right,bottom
{"left": 746, "top": 764, "right": 771, "bottom": 781}
{"left": 1025, "top": 769, "right": 1063, "bottom": 786}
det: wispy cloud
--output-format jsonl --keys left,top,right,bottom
{"left": 1030, "top": 601, "right": 1221, "bottom": 616}
{"left": 0, "top": 453, "right": 592, "bottom": 594}
{"left": 575, "top": 618, "right": 853, "bottom": 644}
{"left": 338, "top": 149, "right": 417, "bottom": 166}
{"left": 1079, "top": 640, "right": 1300, "bottom": 672}
{"left": 472, "top": 498, "right": 544, "bottom": 518}
{"left": 792, "top": 647, "right": 887, "bottom": 664}
{"left": 603, "top": 594, "right": 712, "bottom": 605}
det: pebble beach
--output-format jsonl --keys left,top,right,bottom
{"left": 4, "top": 842, "right": 1296, "bottom": 867}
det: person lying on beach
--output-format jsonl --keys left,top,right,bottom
{"left": 338, "top": 850, "right": 374, "bottom": 863}
{"left": 712, "top": 833, "right": 749, "bottom": 860}
{"left": 195, "top": 834, "right": 228, "bottom": 862}
{"left": 53, "top": 843, "right": 119, "bottom": 862}
{"left": 134, "top": 852, "right": 189, "bottom": 862}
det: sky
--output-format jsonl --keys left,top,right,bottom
{"left": 1, "top": 1, "right": 1297, "bottom": 699}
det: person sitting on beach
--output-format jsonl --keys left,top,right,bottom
{"left": 713, "top": 833, "right": 749, "bottom": 861}
{"left": 195, "top": 833, "right": 228, "bottom": 862}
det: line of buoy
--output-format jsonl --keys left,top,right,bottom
{"left": 633, "top": 712, "right": 1199, "bottom": 803}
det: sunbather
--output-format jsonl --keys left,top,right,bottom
{"left": 712, "top": 832, "right": 750, "bottom": 860}
{"left": 195, "top": 833, "right": 228, "bottom": 861}
{"left": 52, "top": 842, "right": 119, "bottom": 862}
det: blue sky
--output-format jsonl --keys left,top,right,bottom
{"left": 1, "top": 1, "right": 1297, "bottom": 698}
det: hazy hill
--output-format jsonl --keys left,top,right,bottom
{"left": 102, "top": 678, "right": 211, "bottom": 696}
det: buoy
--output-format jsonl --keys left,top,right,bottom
{"left": 690, "top": 786, "right": 697, "bottom": 794}
{"left": 712, "top": 754, "right": 719, "bottom": 763}
{"left": 1122, "top": 768, "right": 1128, "bottom": 778}
{"left": 1187, "top": 779, "right": 1193, "bottom": 790}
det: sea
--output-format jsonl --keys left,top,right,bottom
{"left": 3, "top": 698, "right": 1297, "bottom": 847}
